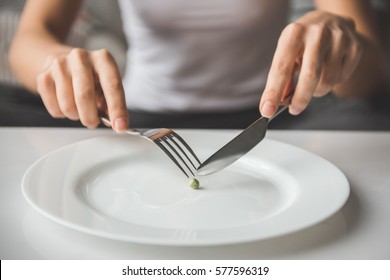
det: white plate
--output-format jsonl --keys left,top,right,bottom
{"left": 22, "top": 131, "right": 349, "bottom": 246}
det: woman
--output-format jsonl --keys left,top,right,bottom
{"left": 9, "top": 0, "right": 385, "bottom": 131}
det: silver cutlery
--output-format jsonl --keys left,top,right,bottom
{"left": 102, "top": 89, "right": 291, "bottom": 178}
{"left": 197, "top": 100, "right": 290, "bottom": 176}
{"left": 101, "top": 117, "right": 201, "bottom": 178}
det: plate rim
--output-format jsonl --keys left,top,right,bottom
{"left": 21, "top": 133, "right": 350, "bottom": 246}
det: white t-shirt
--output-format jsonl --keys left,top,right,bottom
{"left": 118, "top": 0, "right": 289, "bottom": 113}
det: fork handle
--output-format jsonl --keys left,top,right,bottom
{"left": 100, "top": 116, "right": 141, "bottom": 136}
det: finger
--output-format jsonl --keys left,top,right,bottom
{"left": 51, "top": 56, "right": 79, "bottom": 120}
{"left": 260, "top": 23, "right": 305, "bottom": 118}
{"left": 338, "top": 34, "right": 362, "bottom": 83}
{"left": 291, "top": 25, "right": 329, "bottom": 115}
{"left": 91, "top": 49, "right": 128, "bottom": 133}
{"left": 69, "top": 48, "right": 100, "bottom": 128}
{"left": 37, "top": 72, "right": 65, "bottom": 118}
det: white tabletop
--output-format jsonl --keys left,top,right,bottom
{"left": 1, "top": 127, "right": 389, "bottom": 259}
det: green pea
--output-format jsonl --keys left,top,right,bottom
{"left": 189, "top": 178, "right": 200, "bottom": 189}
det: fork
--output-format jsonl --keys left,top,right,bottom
{"left": 101, "top": 117, "right": 201, "bottom": 178}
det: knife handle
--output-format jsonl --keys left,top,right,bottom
{"left": 269, "top": 74, "right": 295, "bottom": 120}
{"left": 281, "top": 72, "right": 296, "bottom": 106}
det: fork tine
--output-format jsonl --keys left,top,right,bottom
{"left": 154, "top": 139, "right": 192, "bottom": 178}
{"left": 159, "top": 136, "right": 196, "bottom": 177}
{"left": 167, "top": 134, "right": 198, "bottom": 170}
{"left": 170, "top": 132, "right": 201, "bottom": 165}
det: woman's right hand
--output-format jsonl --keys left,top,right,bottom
{"left": 36, "top": 48, "right": 128, "bottom": 132}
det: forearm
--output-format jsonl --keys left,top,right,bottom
{"left": 315, "top": 0, "right": 386, "bottom": 98}
{"left": 9, "top": 29, "right": 72, "bottom": 92}
{"left": 9, "top": 0, "right": 83, "bottom": 93}
{"left": 332, "top": 34, "right": 385, "bottom": 98}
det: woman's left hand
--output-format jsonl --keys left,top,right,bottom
{"left": 259, "top": 10, "right": 363, "bottom": 117}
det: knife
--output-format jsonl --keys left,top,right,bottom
{"left": 196, "top": 97, "right": 292, "bottom": 176}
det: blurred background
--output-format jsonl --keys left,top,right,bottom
{"left": 0, "top": 0, "right": 389, "bottom": 129}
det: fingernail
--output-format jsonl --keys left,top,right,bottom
{"left": 289, "top": 105, "right": 303, "bottom": 115}
{"left": 114, "top": 117, "right": 127, "bottom": 133}
{"left": 261, "top": 101, "right": 277, "bottom": 118}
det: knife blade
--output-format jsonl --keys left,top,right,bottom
{"left": 196, "top": 116, "right": 269, "bottom": 176}
{"left": 196, "top": 103, "right": 289, "bottom": 176}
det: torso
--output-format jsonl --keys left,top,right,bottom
{"left": 118, "top": 0, "right": 289, "bottom": 112}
